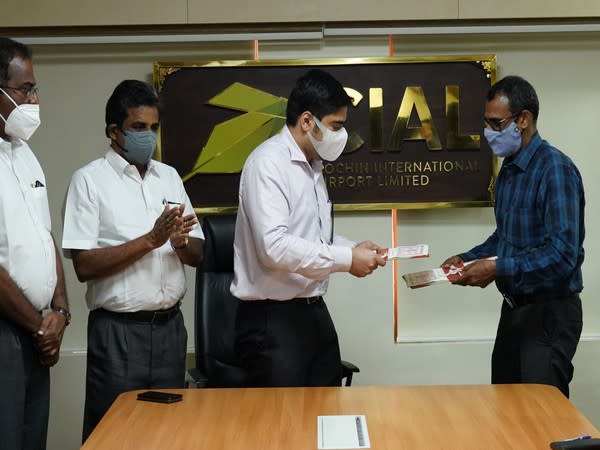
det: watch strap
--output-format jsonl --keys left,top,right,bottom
{"left": 52, "top": 306, "right": 71, "bottom": 326}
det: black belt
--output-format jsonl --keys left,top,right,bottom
{"left": 502, "top": 292, "right": 575, "bottom": 309}
{"left": 291, "top": 296, "right": 322, "bottom": 305}
{"left": 100, "top": 302, "right": 181, "bottom": 323}
{"left": 255, "top": 296, "right": 323, "bottom": 305}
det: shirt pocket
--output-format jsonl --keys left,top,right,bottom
{"left": 30, "top": 185, "right": 51, "bottom": 230}
{"left": 98, "top": 197, "right": 152, "bottom": 244}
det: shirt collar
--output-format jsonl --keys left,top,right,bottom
{"left": 0, "top": 136, "right": 11, "bottom": 153}
{"left": 0, "top": 136, "right": 26, "bottom": 154}
{"left": 281, "top": 124, "right": 324, "bottom": 173}
{"left": 505, "top": 131, "right": 542, "bottom": 172}
{"left": 282, "top": 125, "right": 310, "bottom": 164}
{"left": 105, "top": 148, "right": 159, "bottom": 179}
{"left": 105, "top": 148, "right": 129, "bottom": 176}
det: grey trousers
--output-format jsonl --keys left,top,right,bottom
{"left": 82, "top": 308, "right": 187, "bottom": 442}
{"left": 0, "top": 317, "right": 49, "bottom": 450}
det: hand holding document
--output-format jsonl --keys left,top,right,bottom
{"left": 402, "top": 267, "right": 455, "bottom": 289}
{"left": 386, "top": 244, "right": 429, "bottom": 260}
{"left": 402, "top": 257, "right": 496, "bottom": 289}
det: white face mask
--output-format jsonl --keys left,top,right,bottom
{"left": 0, "top": 88, "right": 41, "bottom": 141}
{"left": 308, "top": 116, "right": 348, "bottom": 162}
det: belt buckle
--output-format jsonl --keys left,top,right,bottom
{"left": 502, "top": 293, "right": 515, "bottom": 309}
{"left": 150, "top": 311, "right": 161, "bottom": 324}
{"left": 306, "top": 296, "right": 318, "bottom": 304}
{"left": 151, "top": 305, "right": 176, "bottom": 324}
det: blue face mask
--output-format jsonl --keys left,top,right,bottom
{"left": 119, "top": 129, "right": 157, "bottom": 165}
{"left": 484, "top": 122, "right": 522, "bottom": 158}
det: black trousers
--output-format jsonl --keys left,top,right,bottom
{"left": 0, "top": 317, "right": 49, "bottom": 450}
{"left": 491, "top": 294, "right": 582, "bottom": 397}
{"left": 82, "top": 308, "right": 187, "bottom": 442}
{"left": 235, "top": 297, "right": 342, "bottom": 387}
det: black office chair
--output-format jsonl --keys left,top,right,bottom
{"left": 187, "top": 214, "right": 246, "bottom": 387}
{"left": 187, "top": 214, "right": 359, "bottom": 388}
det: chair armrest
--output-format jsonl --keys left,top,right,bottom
{"left": 186, "top": 367, "right": 209, "bottom": 388}
{"left": 341, "top": 360, "right": 360, "bottom": 373}
{"left": 341, "top": 360, "right": 360, "bottom": 387}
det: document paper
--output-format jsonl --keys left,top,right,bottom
{"left": 317, "top": 415, "right": 370, "bottom": 449}
{"left": 387, "top": 244, "right": 429, "bottom": 259}
{"left": 402, "top": 267, "right": 452, "bottom": 289}
{"left": 402, "top": 257, "right": 497, "bottom": 289}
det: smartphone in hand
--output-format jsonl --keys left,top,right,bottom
{"left": 136, "top": 391, "right": 183, "bottom": 404}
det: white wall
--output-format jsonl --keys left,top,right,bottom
{"left": 26, "top": 32, "right": 600, "bottom": 449}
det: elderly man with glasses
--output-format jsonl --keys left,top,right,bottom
{"left": 0, "top": 37, "right": 70, "bottom": 450}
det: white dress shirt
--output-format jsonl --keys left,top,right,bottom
{"left": 231, "top": 126, "right": 355, "bottom": 301}
{"left": 62, "top": 149, "right": 204, "bottom": 312}
{"left": 0, "top": 137, "right": 56, "bottom": 311}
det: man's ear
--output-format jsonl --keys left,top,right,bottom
{"left": 299, "top": 111, "right": 313, "bottom": 132}
{"left": 518, "top": 110, "right": 531, "bottom": 131}
{"left": 106, "top": 124, "right": 119, "bottom": 140}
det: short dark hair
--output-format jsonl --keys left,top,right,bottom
{"left": 286, "top": 69, "right": 353, "bottom": 126}
{"left": 487, "top": 75, "right": 539, "bottom": 121}
{"left": 105, "top": 80, "right": 159, "bottom": 137}
{"left": 0, "top": 38, "right": 32, "bottom": 86}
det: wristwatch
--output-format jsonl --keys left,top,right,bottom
{"left": 52, "top": 307, "right": 71, "bottom": 326}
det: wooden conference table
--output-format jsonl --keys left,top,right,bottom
{"left": 82, "top": 384, "right": 598, "bottom": 450}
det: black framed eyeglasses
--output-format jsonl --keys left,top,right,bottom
{"left": 0, "top": 84, "right": 39, "bottom": 100}
{"left": 484, "top": 110, "right": 522, "bottom": 132}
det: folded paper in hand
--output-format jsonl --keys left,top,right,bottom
{"left": 387, "top": 244, "right": 429, "bottom": 260}
{"left": 402, "top": 257, "right": 497, "bottom": 289}
{"left": 402, "top": 267, "right": 453, "bottom": 289}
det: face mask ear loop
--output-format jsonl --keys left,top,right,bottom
{"left": 0, "top": 87, "right": 19, "bottom": 108}
{"left": 112, "top": 128, "right": 129, "bottom": 153}
{"left": 311, "top": 116, "right": 322, "bottom": 141}
{"left": 313, "top": 116, "right": 333, "bottom": 145}
{"left": 0, "top": 88, "right": 15, "bottom": 124}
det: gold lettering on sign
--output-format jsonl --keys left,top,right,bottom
{"left": 369, "top": 88, "right": 384, "bottom": 152}
{"left": 324, "top": 159, "right": 480, "bottom": 189}
{"left": 376, "top": 174, "right": 430, "bottom": 187}
{"left": 389, "top": 87, "right": 442, "bottom": 151}
{"left": 328, "top": 175, "right": 374, "bottom": 188}
{"left": 344, "top": 87, "right": 363, "bottom": 107}
{"left": 446, "top": 86, "right": 480, "bottom": 150}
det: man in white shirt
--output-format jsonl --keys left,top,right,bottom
{"left": 62, "top": 80, "right": 204, "bottom": 441}
{"left": 0, "top": 37, "right": 70, "bottom": 450}
{"left": 231, "top": 69, "right": 387, "bottom": 387}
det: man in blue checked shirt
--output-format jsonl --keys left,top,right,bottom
{"left": 442, "top": 75, "right": 585, "bottom": 398}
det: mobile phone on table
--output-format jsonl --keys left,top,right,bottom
{"left": 550, "top": 438, "right": 600, "bottom": 449}
{"left": 136, "top": 391, "right": 183, "bottom": 404}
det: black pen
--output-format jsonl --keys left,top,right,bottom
{"left": 162, "top": 199, "right": 181, "bottom": 206}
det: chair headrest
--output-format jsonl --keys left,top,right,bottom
{"left": 201, "top": 214, "right": 236, "bottom": 273}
